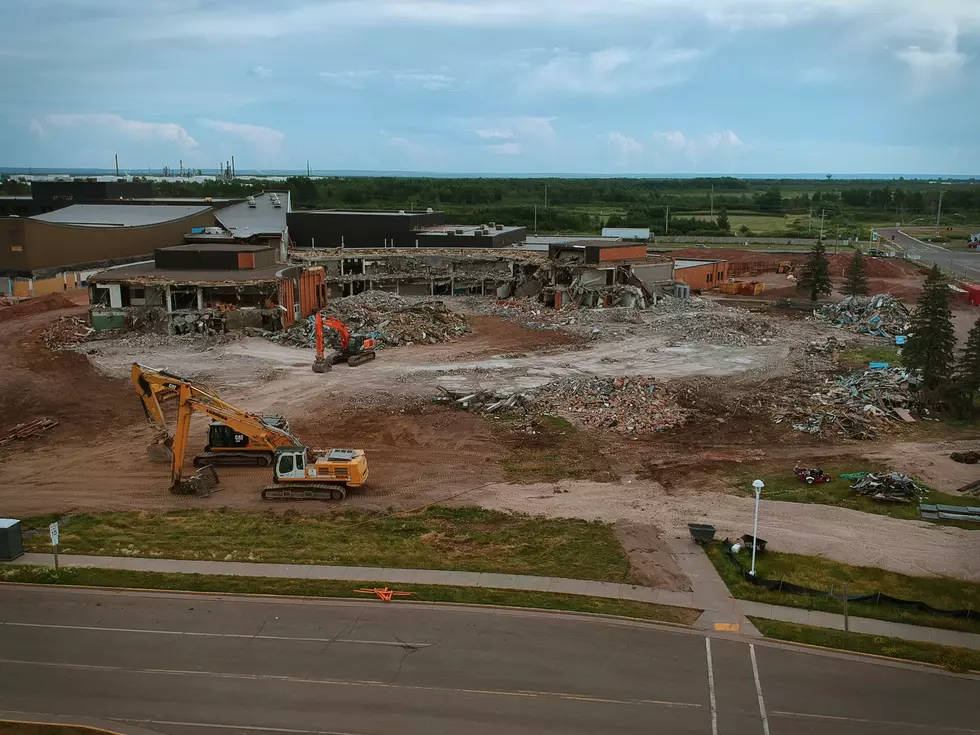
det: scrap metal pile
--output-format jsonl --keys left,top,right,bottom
{"left": 270, "top": 291, "right": 470, "bottom": 348}
{"left": 0, "top": 417, "right": 59, "bottom": 447}
{"left": 816, "top": 294, "right": 910, "bottom": 338}
{"left": 850, "top": 472, "right": 925, "bottom": 502}
{"left": 436, "top": 375, "right": 690, "bottom": 434}
{"left": 41, "top": 315, "right": 92, "bottom": 349}
{"left": 773, "top": 366, "right": 921, "bottom": 439}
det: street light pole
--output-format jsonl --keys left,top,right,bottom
{"left": 750, "top": 480, "right": 764, "bottom": 576}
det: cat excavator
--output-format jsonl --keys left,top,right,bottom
{"left": 131, "top": 363, "right": 369, "bottom": 499}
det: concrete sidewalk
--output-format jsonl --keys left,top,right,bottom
{"left": 6, "top": 552, "right": 979, "bottom": 652}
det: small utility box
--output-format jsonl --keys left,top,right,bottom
{"left": 0, "top": 519, "right": 24, "bottom": 561}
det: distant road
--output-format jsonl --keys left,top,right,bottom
{"left": 878, "top": 227, "right": 980, "bottom": 282}
{"left": 1, "top": 585, "right": 978, "bottom": 735}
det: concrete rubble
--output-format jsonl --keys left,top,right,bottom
{"left": 269, "top": 290, "right": 470, "bottom": 349}
{"left": 850, "top": 472, "right": 925, "bottom": 502}
{"left": 816, "top": 294, "right": 911, "bottom": 338}
{"left": 435, "top": 374, "right": 690, "bottom": 434}
{"left": 773, "top": 366, "right": 922, "bottom": 439}
{"left": 41, "top": 315, "right": 93, "bottom": 349}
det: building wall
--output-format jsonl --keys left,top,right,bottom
{"left": 597, "top": 244, "right": 646, "bottom": 262}
{"left": 413, "top": 228, "right": 526, "bottom": 249}
{"left": 31, "top": 180, "right": 153, "bottom": 204}
{"left": 632, "top": 262, "right": 675, "bottom": 287}
{"left": 673, "top": 261, "right": 728, "bottom": 290}
{"left": 288, "top": 211, "right": 445, "bottom": 249}
{"left": 0, "top": 209, "right": 215, "bottom": 274}
{"left": 277, "top": 266, "right": 326, "bottom": 328}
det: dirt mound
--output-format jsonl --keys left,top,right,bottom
{"left": 827, "top": 254, "right": 922, "bottom": 279}
{"left": 0, "top": 293, "right": 76, "bottom": 323}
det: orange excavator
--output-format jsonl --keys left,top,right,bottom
{"left": 312, "top": 313, "right": 378, "bottom": 372}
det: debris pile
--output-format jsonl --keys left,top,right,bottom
{"left": 817, "top": 294, "right": 910, "bottom": 338}
{"left": 647, "top": 301, "right": 780, "bottom": 347}
{"left": 805, "top": 336, "right": 845, "bottom": 356}
{"left": 950, "top": 451, "right": 979, "bottom": 465}
{"left": 436, "top": 375, "right": 690, "bottom": 434}
{"left": 773, "top": 367, "right": 921, "bottom": 439}
{"left": 270, "top": 291, "right": 470, "bottom": 349}
{"left": 40, "top": 315, "right": 93, "bottom": 349}
{"left": 0, "top": 417, "right": 59, "bottom": 447}
{"left": 850, "top": 472, "right": 925, "bottom": 502}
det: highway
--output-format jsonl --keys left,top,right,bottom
{"left": 877, "top": 227, "right": 980, "bottom": 282}
{"left": 0, "top": 585, "right": 977, "bottom": 735}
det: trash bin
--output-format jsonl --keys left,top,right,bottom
{"left": 0, "top": 519, "right": 24, "bottom": 561}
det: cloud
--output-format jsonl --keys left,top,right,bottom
{"left": 659, "top": 131, "right": 687, "bottom": 149}
{"left": 895, "top": 42, "right": 969, "bottom": 76}
{"left": 393, "top": 70, "right": 457, "bottom": 90}
{"left": 652, "top": 129, "right": 744, "bottom": 159}
{"left": 198, "top": 119, "right": 284, "bottom": 151}
{"left": 603, "top": 132, "right": 644, "bottom": 161}
{"left": 317, "top": 70, "right": 380, "bottom": 89}
{"left": 249, "top": 65, "right": 274, "bottom": 78}
{"left": 386, "top": 135, "right": 427, "bottom": 157}
{"left": 28, "top": 118, "right": 45, "bottom": 137}
{"left": 523, "top": 44, "right": 702, "bottom": 95}
{"left": 43, "top": 113, "right": 197, "bottom": 148}
{"left": 706, "top": 130, "right": 743, "bottom": 149}
{"left": 487, "top": 142, "right": 522, "bottom": 155}
{"left": 476, "top": 129, "right": 514, "bottom": 140}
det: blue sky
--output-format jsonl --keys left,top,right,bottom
{"left": 1, "top": 0, "right": 979, "bottom": 174}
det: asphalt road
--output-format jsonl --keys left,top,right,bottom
{"left": 877, "top": 227, "right": 980, "bottom": 281}
{"left": 0, "top": 586, "right": 977, "bottom": 735}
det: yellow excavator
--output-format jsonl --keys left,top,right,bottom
{"left": 131, "top": 363, "right": 369, "bottom": 499}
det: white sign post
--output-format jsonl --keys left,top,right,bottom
{"left": 49, "top": 522, "right": 59, "bottom": 571}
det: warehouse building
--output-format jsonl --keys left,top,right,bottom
{"left": 288, "top": 209, "right": 526, "bottom": 249}
{"left": 672, "top": 258, "right": 729, "bottom": 291}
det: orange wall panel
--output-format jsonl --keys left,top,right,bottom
{"left": 237, "top": 252, "right": 255, "bottom": 269}
{"left": 599, "top": 245, "right": 646, "bottom": 262}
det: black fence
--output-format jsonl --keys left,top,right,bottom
{"left": 722, "top": 539, "right": 975, "bottom": 620}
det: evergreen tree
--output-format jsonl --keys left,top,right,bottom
{"left": 904, "top": 265, "right": 956, "bottom": 388}
{"left": 716, "top": 207, "right": 730, "bottom": 232}
{"left": 957, "top": 314, "right": 980, "bottom": 398}
{"left": 796, "top": 241, "right": 833, "bottom": 301}
{"left": 844, "top": 247, "right": 869, "bottom": 296}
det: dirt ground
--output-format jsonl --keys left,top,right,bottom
{"left": 1, "top": 294, "right": 978, "bottom": 585}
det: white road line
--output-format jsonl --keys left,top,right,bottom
{"left": 705, "top": 637, "right": 718, "bottom": 735}
{"left": 749, "top": 644, "right": 770, "bottom": 735}
{"left": 0, "top": 621, "right": 430, "bottom": 648}
{"left": 120, "top": 718, "right": 364, "bottom": 735}
{"left": 771, "top": 710, "right": 980, "bottom": 734}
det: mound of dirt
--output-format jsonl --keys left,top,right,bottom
{"left": 827, "top": 254, "right": 922, "bottom": 279}
{"left": 0, "top": 293, "right": 76, "bottom": 323}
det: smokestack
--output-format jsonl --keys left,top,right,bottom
{"left": 231, "top": 155, "right": 235, "bottom": 178}
{"left": 114, "top": 153, "right": 119, "bottom": 177}
{"left": 180, "top": 159, "right": 183, "bottom": 177}
{"left": 307, "top": 160, "right": 311, "bottom": 177}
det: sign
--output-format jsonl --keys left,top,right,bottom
{"left": 49, "top": 522, "right": 59, "bottom": 546}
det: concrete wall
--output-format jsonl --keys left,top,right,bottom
{"left": 632, "top": 262, "right": 674, "bottom": 287}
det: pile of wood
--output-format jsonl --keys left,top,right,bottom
{"left": 0, "top": 417, "right": 59, "bottom": 447}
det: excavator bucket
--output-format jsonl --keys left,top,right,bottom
{"left": 312, "top": 357, "right": 331, "bottom": 373}
{"left": 170, "top": 464, "right": 220, "bottom": 497}
{"left": 146, "top": 435, "right": 174, "bottom": 463}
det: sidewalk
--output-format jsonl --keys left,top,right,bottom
{"left": 7, "top": 552, "right": 979, "bottom": 652}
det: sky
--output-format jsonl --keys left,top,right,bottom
{"left": 1, "top": 0, "right": 979, "bottom": 175}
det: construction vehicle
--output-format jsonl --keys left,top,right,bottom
{"left": 794, "top": 464, "right": 833, "bottom": 484}
{"left": 312, "top": 313, "right": 377, "bottom": 372}
{"left": 132, "top": 364, "right": 369, "bottom": 499}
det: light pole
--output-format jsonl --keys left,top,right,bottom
{"left": 750, "top": 480, "right": 764, "bottom": 576}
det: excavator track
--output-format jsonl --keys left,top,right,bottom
{"left": 347, "top": 351, "right": 376, "bottom": 367}
{"left": 261, "top": 483, "right": 347, "bottom": 502}
{"left": 194, "top": 451, "right": 273, "bottom": 467}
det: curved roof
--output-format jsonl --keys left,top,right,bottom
{"left": 31, "top": 204, "right": 211, "bottom": 228}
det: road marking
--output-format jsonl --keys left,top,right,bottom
{"left": 0, "top": 621, "right": 430, "bottom": 649}
{"left": 705, "top": 637, "right": 718, "bottom": 735}
{"left": 121, "top": 719, "right": 365, "bottom": 735}
{"left": 772, "top": 710, "right": 980, "bottom": 734}
{"left": 0, "top": 657, "right": 702, "bottom": 710}
{"left": 748, "top": 644, "right": 770, "bottom": 735}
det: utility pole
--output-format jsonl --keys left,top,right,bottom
{"left": 936, "top": 188, "right": 944, "bottom": 234}
{"left": 819, "top": 209, "right": 826, "bottom": 241}
{"left": 534, "top": 204, "right": 537, "bottom": 234}
{"left": 807, "top": 207, "right": 812, "bottom": 235}
{"left": 114, "top": 153, "right": 119, "bottom": 177}
{"left": 710, "top": 184, "right": 714, "bottom": 218}
{"left": 665, "top": 206, "right": 670, "bottom": 236}
{"left": 544, "top": 184, "right": 548, "bottom": 209}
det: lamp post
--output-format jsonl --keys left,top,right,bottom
{"left": 750, "top": 480, "right": 764, "bottom": 576}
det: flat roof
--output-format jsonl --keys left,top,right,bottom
{"left": 215, "top": 191, "right": 288, "bottom": 237}
{"left": 525, "top": 236, "right": 622, "bottom": 245}
{"left": 674, "top": 259, "right": 726, "bottom": 269}
{"left": 31, "top": 204, "right": 211, "bottom": 227}
{"left": 419, "top": 224, "right": 523, "bottom": 236}
{"left": 162, "top": 243, "right": 273, "bottom": 253}
{"left": 299, "top": 209, "right": 441, "bottom": 217}
{"left": 551, "top": 240, "right": 646, "bottom": 249}
{"left": 89, "top": 261, "right": 282, "bottom": 285}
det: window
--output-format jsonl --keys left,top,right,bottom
{"left": 132, "top": 288, "right": 146, "bottom": 299}
{"left": 278, "top": 455, "right": 294, "bottom": 474}
{"left": 706, "top": 273, "right": 713, "bottom": 283}
{"left": 9, "top": 245, "right": 23, "bottom": 252}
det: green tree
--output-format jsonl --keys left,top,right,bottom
{"left": 716, "top": 207, "right": 730, "bottom": 232}
{"left": 796, "top": 241, "right": 833, "bottom": 301}
{"left": 957, "top": 314, "right": 980, "bottom": 399}
{"left": 904, "top": 265, "right": 956, "bottom": 388}
{"left": 844, "top": 247, "right": 869, "bottom": 296}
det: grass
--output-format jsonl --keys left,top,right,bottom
{"left": 498, "top": 414, "right": 618, "bottom": 484}
{"left": 838, "top": 346, "right": 904, "bottom": 369}
{"left": 703, "top": 543, "right": 980, "bottom": 634}
{"left": 0, "top": 565, "right": 700, "bottom": 626}
{"left": 726, "top": 464, "right": 978, "bottom": 522}
{"left": 20, "top": 506, "right": 632, "bottom": 582}
{"left": 751, "top": 618, "right": 980, "bottom": 672}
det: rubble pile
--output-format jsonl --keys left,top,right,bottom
{"left": 270, "top": 291, "right": 470, "bottom": 349}
{"left": 41, "top": 315, "right": 92, "bottom": 349}
{"left": 647, "top": 303, "right": 780, "bottom": 347}
{"left": 850, "top": 472, "right": 925, "bottom": 502}
{"left": 817, "top": 294, "right": 911, "bottom": 338}
{"left": 805, "top": 336, "right": 845, "bottom": 356}
{"left": 773, "top": 366, "right": 921, "bottom": 439}
{"left": 436, "top": 375, "right": 690, "bottom": 434}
